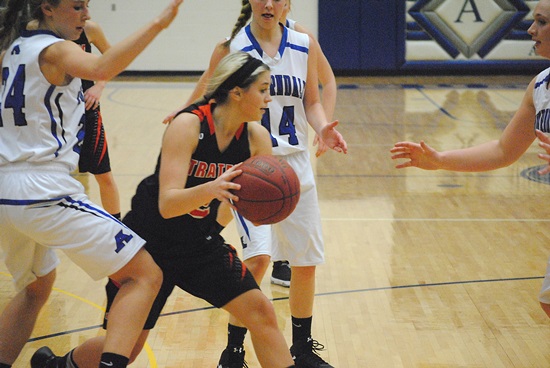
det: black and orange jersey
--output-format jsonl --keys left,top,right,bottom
{"left": 124, "top": 102, "right": 251, "bottom": 255}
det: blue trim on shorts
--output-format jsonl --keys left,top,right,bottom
{"left": 0, "top": 197, "right": 65, "bottom": 205}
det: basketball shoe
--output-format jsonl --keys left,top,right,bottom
{"left": 290, "top": 338, "right": 334, "bottom": 368}
{"left": 271, "top": 260, "right": 291, "bottom": 287}
{"left": 217, "top": 345, "right": 248, "bottom": 368}
{"left": 30, "top": 346, "right": 62, "bottom": 368}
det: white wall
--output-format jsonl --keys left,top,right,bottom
{"left": 90, "top": 1, "right": 318, "bottom": 72}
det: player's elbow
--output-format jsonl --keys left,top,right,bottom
{"left": 158, "top": 200, "right": 176, "bottom": 219}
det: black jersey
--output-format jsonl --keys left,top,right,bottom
{"left": 73, "top": 31, "right": 94, "bottom": 91}
{"left": 123, "top": 102, "right": 251, "bottom": 255}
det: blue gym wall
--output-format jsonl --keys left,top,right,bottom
{"left": 318, "top": 0, "right": 549, "bottom": 75}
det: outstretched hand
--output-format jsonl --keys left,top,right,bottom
{"left": 320, "top": 120, "right": 347, "bottom": 154}
{"left": 390, "top": 141, "right": 440, "bottom": 170}
{"left": 536, "top": 129, "right": 550, "bottom": 175}
{"left": 156, "top": 0, "right": 184, "bottom": 29}
{"left": 312, "top": 133, "right": 329, "bottom": 157}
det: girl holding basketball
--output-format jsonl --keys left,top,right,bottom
{"left": 33, "top": 52, "right": 296, "bottom": 368}
{"left": 167, "top": 1, "right": 348, "bottom": 367}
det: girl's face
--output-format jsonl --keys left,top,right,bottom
{"left": 240, "top": 71, "right": 272, "bottom": 122}
{"left": 42, "top": 0, "right": 90, "bottom": 40}
{"left": 249, "top": 0, "right": 286, "bottom": 30}
{"left": 529, "top": 0, "right": 550, "bottom": 58}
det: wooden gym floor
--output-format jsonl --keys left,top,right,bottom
{"left": 2, "top": 74, "right": 550, "bottom": 367}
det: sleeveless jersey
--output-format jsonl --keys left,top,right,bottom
{"left": 285, "top": 18, "right": 297, "bottom": 30}
{"left": 230, "top": 24, "right": 310, "bottom": 155}
{"left": 0, "top": 30, "right": 85, "bottom": 171}
{"left": 125, "top": 102, "right": 250, "bottom": 252}
{"left": 73, "top": 30, "right": 94, "bottom": 91}
{"left": 533, "top": 68, "right": 550, "bottom": 134}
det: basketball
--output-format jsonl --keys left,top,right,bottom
{"left": 230, "top": 155, "right": 300, "bottom": 225}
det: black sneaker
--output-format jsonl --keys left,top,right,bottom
{"left": 271, "top": 260, "right": 291, "bottom": 287}
{"left": 31, "top": 346, "right": 61, "bottom": 368}
{"left": 290, "top": 338, "right": 334, "bottom": 368}
{"left": 217, "top": 345, "right": 248, "bottom": 368}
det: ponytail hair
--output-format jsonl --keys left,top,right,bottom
{"left": 0, "top": 0, "right": 59, "bottom": 51}
{"left": 200, "top": 52, "right": 269, "bottom": 105}
{"left": 223, "top": 0, "right": 251, "bottom": 47}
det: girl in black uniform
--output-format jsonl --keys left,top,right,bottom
{"left": 74, "top": 21, "right": 121, "bottom": 219}
{"left": 32, "top": 52, "right": 295, "bottom": 368}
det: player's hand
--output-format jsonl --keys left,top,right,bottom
{"left": 320, "top": 120, "right": 347, "bottom": 154}
{"left": 84, "top": 83, "right": 105, "bottom": 110}
{"left": 313, "top": 133, "right": 329, "bottom": 157}
{"left": 536, "top": 129, "right": 550, "bottom": 175}
{"left": 162, "top": 107, "right": 182, "bottom": 125}
{"left": 390, "top": 141, "right": 441, "bottom": 170}
{"left": 155, "top": 0, "right": 184, "bottom": 30}
{"left": 211, "top": 163, "right": 242, "bottom": 207}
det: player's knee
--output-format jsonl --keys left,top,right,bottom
{"left": 113, "top": 249, "right": 162, "bottom": 293}
{"left": 245, "top": 254, "right": 270, "bottom": 279}
{"left": 25, "top": 269, "right": 56, "bottom": 306}
{"left": 247, "top": 297, "right": 278, "bottom": 329}
{"left": 142, "top": 260, "right": 163, "bottom": 293}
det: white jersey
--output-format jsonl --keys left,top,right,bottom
{"left": 0, "top": 30, "right": 85, "bottom": 171}
{"left": 534, "top": 67, "right": 550, "bottom": 134}
{"left": 285, "top": 18, "right": 297, "bottom": 30}
{"left": 533, "top": 67, "right": 550, "bottom": 304}
{"left": 230, "top": 24, "right": 310, "bottom": 155}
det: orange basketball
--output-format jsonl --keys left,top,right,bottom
{"left": 231, "top": 155, "right": 300, "bottom": 225}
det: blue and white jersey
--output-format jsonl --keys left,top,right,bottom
{"left": 285, "top": 18, "right": 297, "bottom": 30}
{"left": 0, "top": 30, "right": 85, "bottom": 171}
{"left": 230, "top": 24, "right": 309, "bottom": 155}
{"left": 533, "top": 67, "right": 550, "bottom": 133}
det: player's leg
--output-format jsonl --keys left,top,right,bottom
{"left": 101, "top": 249, "right": 161, "bottom": 361}
{"left": 94, "top": 171, "right": 120, "bottom": 219}
{"left": 223, "top": 289, "right": 294, "bottom": 367}
{"left": 0, "top": 203, "right": 60, "bottom": 368}
{"left": 220, "top": 217, "right": 272, "bottom": 366}
{"left": 0, "top": 270, "right": 56, "bottom": 366}
{"left": 276, "top": 151, "right": 333, "bottom": 367}
{"left": 23, "top": 185, "right": 161, "bottom": 368}
{"left": 32, "top": 331, "right": 151, "bottom": 368}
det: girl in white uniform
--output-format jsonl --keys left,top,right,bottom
{"left": 271, "top": 0, "right": 339, "bottom": 288}
{"left": 169, "top": 1, "right": 347, "bottom": 367}
{"left": 0, "top": 1, "right": 182, "bottom": 368}
{"left": 391, "top": 0, "right": 550, "bottom": 323}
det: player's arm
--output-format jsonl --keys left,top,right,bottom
{"left": 84, "top": 20, "right": 112, "bottom": 53}
{"left": 158, "top": 113, "right": 242, "bottom": 218}
{"left": 303, "top": 36, "right": 347, "bottom": 154}
{"left": 82, "top": 21, "right": 112, "bottom": 109}
{"left": 293, "top": 23, "right": 336, "bottom": 119}
{"left": 247, "top": 121, "right": 273, "bottom": 157}
{"left": 391, "top": 77, "right": 538, "bottom": 171}
{"left": 40, "top": 0, "right": 182, "bottom": 85}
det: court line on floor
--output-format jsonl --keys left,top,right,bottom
{"left": 23, "top": 275, "right": 543, "bottom": 343}
{"left": 322, "top": 217, "right": 550, "bottom": 222}
{"left": 0, "top": 272, "right": 159, "bottom": 368}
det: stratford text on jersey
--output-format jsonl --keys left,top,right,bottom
{"left": 188, "top": 160, "right": 235, "bottom": 178}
